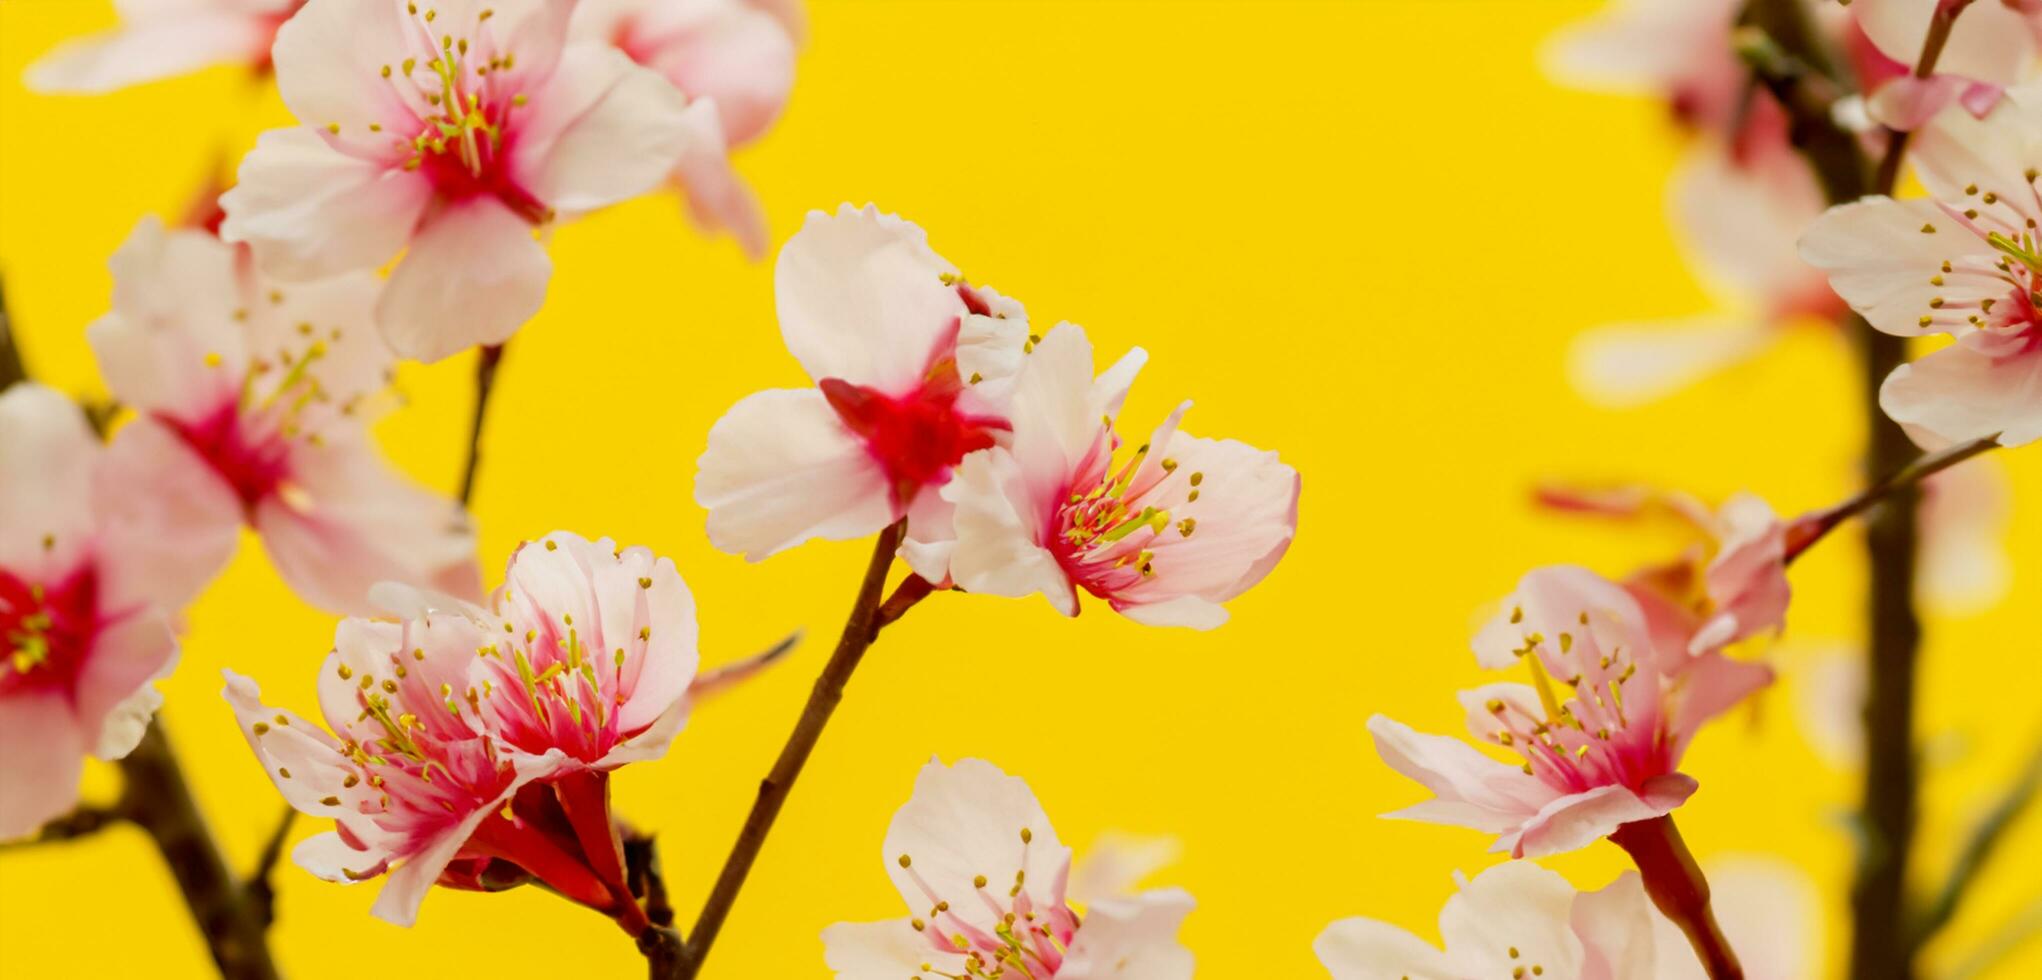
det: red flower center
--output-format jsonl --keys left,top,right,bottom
{"left": 0, "top": 563, "right": 99, "bottom": 698}
{"left": 821, "top": 366, "right": 1006, "bottom": 509}
{"left": 160, "top": 403, "right": 291, "bottom": 512}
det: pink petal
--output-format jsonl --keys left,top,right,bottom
{"left": 95, "top": 417, "right": 242, "bottom": 613}
{"left": 377, "top": 199, "right": 552, "bottom": 362}
{"left": 220, "top": 128, "right": 432, "bottom": 282}
{"left": 1314, "top": 916, "right": 1453, "bottom": 979}
{"left": 0, "top": 690, "right": 88, "bottom": 840}
{"left": 27, "top": 13, "right": 272, "bottom": 94}
{"left": 1798, "top": 196, "right": 1999, "bottom": 340}
{"left": 0, "top": 385, "right": 100, "bottom": 576}
{"left": 1511, "top": 779, "right": 1693, "bottom": 859}
{"left": 1880, "top": 341, "right": 2042, "bottom": 448}
{"left": 1368, "top": 715, "right": 1555, "bottom": 836}
{"left": 1059, "top": 889, "right": 1196, "bottom": 979}
{"left": 694, "top": 387, "right": 896, "bottom": 560}
{"left": 513, "top": 44, "right": 697, "bottom": 215}
{"left": 774, "top": 204, "right": 966, "bottom": 389}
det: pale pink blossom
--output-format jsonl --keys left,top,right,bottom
{"left": 695, "top": 204, "right": 1028, "bottom": 561}
{"left": 822, "top": 758, "right": 1194, "bottom": 980}
{"left": 1314, "top": 858, "right": 1814, "bottom": 980}
{"left": 222, "top": 530, "right": 700, "bottom": 927}
{"left": 219, "top": 0, "right": 710, "bottom": 362}
{"left": 1545, "top": 0, "right": 1751, "bottom": 142}
{"left": 574, "top": 0, "right": 800, "bottom": 257}
{"left": 87, "top": 217, "right": 477, "bottom": 614}
{"left": 25, "top": 0, "right": 302, "bottom": 94}
{"left": 1852, "top": 0, "right": 2040, "bottom": 129}
{"left": 1800, "top": 94, "right": 2042, "bottom": 447}
{"left": 935, "top": 323, "right": 1299, "bottom": 629}
{"left": 1919, "top": 457, "right": 2013, "bottom": 613}
{"left": 0, "top": 384, "right": 214, "bottom": 839}
{"left": 1570, "top": 147, "right": 1843, "bottom": 406}
{"left": 1315, "top": 863, "right": 1658, "bottom": 980}
{"left": 1371, "top": 566, "right": 1773, "bottom": 859}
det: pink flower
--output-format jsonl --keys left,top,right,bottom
{"left": 1570, "top": 146, "right": 1842, "bottom": 407}
{"left": 86, "top": 217, "right": 477, "bottom": 614}
{"left": 821, "top": 758, "right": 1195, "bottom": 980}
{"left": 1545, "top": 0, "right": 1751, "bottom": 143}
{"left": 0, "top": 384, "right": 215, "bottom": 839}
{"left": 1370, "top": 566, "right": 1772, "bottom": 859}
{"left": 222, "top": 530, "right": 701, "bottom": 927}
{"left": 935, "top": 323, "right": 1299, "bottom": 629}
{"left": 575, "top": 0, "right": 800, "bottom": 257}
{"left": 1315, "top": 863, "right": 1659, "bottom": 980}
{"left": 1852, "top": 0, "right": 2038, "bottom": 129}
{"left": 218, "top": 0, "right": 709, "bottom": 362}
{"left": 695, "top": 204, "right": 1028, "bottom": 561}
{"left": 25, "top": 0, "right": 302, "bottom": 94}
{"left": 1800, "top": 94, "right": 2042, "bottom": 447}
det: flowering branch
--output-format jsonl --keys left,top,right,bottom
{"left": 458, "top": 343, "right": 506, "bottom": 506}
{"left": 1874, "top": 0, "right": 1977, "bottom": 192}
{"left": 676, "top": 518, "right": 925, "bottom": 978}
{"left": 119, "top": 721, "right": 282, "bottom": 980}
{"left": 1610, "top": 816, "right": 1743, "bottom": 980}
{"left": 1909, "top": 735, "right": 2042, "bottom": 954}
{"left": 1784, "top": 436, "right": 2000, "bottom": 563}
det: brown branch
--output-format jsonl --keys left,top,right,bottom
{"left": 1784, "top": 436, "right": 1999, "bottom": 563}
{"left": 1874, "top": 0, "right": 1977, "bottom": 193}
{"left": 2, "top": 804, "right": 126, "bottom": 849}
{"left": 119, "top": 721, "right": 281, "bottom": 980}
{"left": 243, "top": 808, "right": 297, "bottom": 928}
{"left": 1611, "top": 816, "right": 1744, "bottom": 979}
{"left": 673, "top": 518, "right": 927, "bottom": 978}
{"left": 458, "top": 342, "right": 506, "bottom": 507}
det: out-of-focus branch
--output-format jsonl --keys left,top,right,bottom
{"left": 1734, "top": 25, "right": 1869, "bottom": 202}
{"left": 1948, "top": 894, "right": 2042, "bottom": 980}
{"left": 119, "top": 721, "right": 282, "bottom": 980}
{"left": 2, "top": 805, "right": 125, "bottom": 849}
{"left": 243, "top": 808, "right": 297, "bottom": 928}
{"left": 1909, "top": 736, "right": 2042, "bottom": 953}
{"left": 0, "top": 272, "right": 26, "bottom": 392}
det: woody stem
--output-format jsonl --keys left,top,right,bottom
{"left": 458, "top": 342, "right": 506, "bottom": 507}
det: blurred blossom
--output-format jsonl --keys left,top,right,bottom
{"left": 1569, "top": 147, "right": 1841, "bottom": 407}
{"left": 0, "top": 384, "right": 209, "bottom": 839}
{"left": 934, "top": 323, "right": 1299, "bottom": 629}
{"left": 821, "top": 758, "right": 1194, "bottom": 980}
{"left": 1652, "top": 856, "right": 1819, "bottom": 980}
{"left": 86, "top": 217, "right": 477, "bottom": 615}
{"left": 1545, "top": 0, "right": 1765, "bottom": 149}
{"left": 220, "top": 0, "right": 715, "bottom": 361}
{"left": 1801, "top": 94, "right": 2042, "bottom": 448}
{"left": 222, "top": 531, "right": 707, "bottom": 928}
{"left": 1315, "top": 862, "right": 1658, "bottom": 980}
{"left": 1371, "top": 566, "right": 1773, "bottom": 859}
{"left": 1852, "top": 0, "right": 2041, "bottom": 129}
{"left": 695, "top": 204, "right": 1029, "bottom": 561}
{"left": 26, "top": 0, "right": 303, "bottom": 94}
{"left": 574, "top": 0, "right": 801, "bottom": 257}
{"left": 1920, "top": 456, "right": 2013, "bottom": 613}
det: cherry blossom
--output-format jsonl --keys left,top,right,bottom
{"left": 1371, "top": 566, "right": 1772, "bottom": 859}
{"left": 0, "top": 384, "right": 216, "bottom": 839}
{"left": 821, "top": 758, "right": 1195, "bottom": 980}
{"left": 695, "top": 204, "right": 1028, "bottom": 561}
{"left": 222, "top": 530, "right": 701, "bottom": 927}
{"left": 86, "top": 217, "right": 477, "bottom": 614}
{"left": 1315, "top": 862, "right": 1657, "bottom": 980}
{"left": 1800, "top": 95, "right": 2042, "bottom": 447}
{"left": 26, "top": 0, "right": 303, "bottom": 94}
{"left": 574, "top": 0, "right": 800, "bottom": 257}
{"left": 935, "top": 322, "right": 1299, "bottom": 629}
{"left": 218, "top": 0, "right": 710, "bottom": 362}
{"left": 1545, "top": 0, "right": 1755, "bottom": 145}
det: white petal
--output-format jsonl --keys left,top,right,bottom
{"left": 1798, "top": 196, "right": 1999, "bottom": 339}
{"left": 27, "top": 14, "right": 271, "bottom": 94}
{"left": 377, "top": 199, "right": 552, "bottom": 362}
{"left": 774, "top": 204, "right": 965, "bottom": 388}
{"left": 1570, "top": 871, "right": 1657, "bottom": 980}
{"left": 820, "top": 918, "right": 939, "bottom": 979}
{"left": 1069, "top": 834, "right": 1180, "bottom": 906}
{"left": 883, "top": 758, "right": 1072, "bottom": 935}
{"left": 1857, "top": 0, "right": 2035, "bottom": 85}
{"left": 670, "top": 99, "right": 769, "bottom": 259}
{"left": 1880, "top": 342, "right": 2042, "bottom": 448}
{"left": 0, "top": 385, "right": 99, "bottom": 576}
{"left": 1437, "top": 862, "right": 1585, "bottom": 977}
{"left": 1061, "top": 889, "right": 1195, "bottom": 980}
{"left": 0, "top": 691, "right": 88, "bottom": 841}
{"left": 694, "top": 388, "right": 895, "bottom": 560}
{"left": 514, "top": 44, "right": 697, "bottom": 215}
{"left": 941, "top": 449, "right": 1077, "bottom": 615}
{"left": 1315, "top": 916, "right": 1454, "bottom": 980}
{"left": 1568, "top": 317, "right": 1774, "bottom": 408}
{"left": 220, "top": 128, "right": 432, "bottom": 282}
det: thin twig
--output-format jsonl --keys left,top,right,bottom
{"left": 119, "top": 721, "right": 282, "bottom": 980}
{"left": 1784, "top": 435, "right": 1999, "bottom": 563}
{"left": 1908, "top": 735, "right": 2042, "bottom": 952}
{"left": 1947, "top": 894, "right": 2042, "bottom": 980}
{"left": 243, "top": 808, "right": 297, "bottom": 928}
{"left": 624, "top": 832, "right": 676, "bottom": 928}
{"left": 1873, "top": 0, "right": 1976, "bottom": 193}
{"left": 675, "top": 519, "right": 926, "bottom": 978}
{"left": 1, "top": 805, "right": 126, "bottom": 849}
{"left": 458, "top": 342, "right": 506, "bottom": 507}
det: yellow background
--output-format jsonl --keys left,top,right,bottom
{"left": 2, "top": 1, "right": 2039, "bottom": 976}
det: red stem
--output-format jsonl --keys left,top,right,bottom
{"left": 1610, "top": 816, "right": 1744, "bottom": 980}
